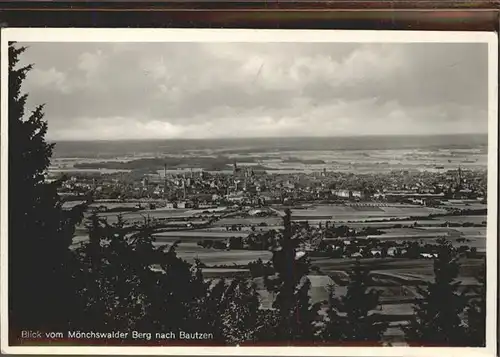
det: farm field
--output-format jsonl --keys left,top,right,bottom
{"left": 177, "top": 249, "right": 272, "bottom": 265}
{"left": 300, "top": 220, "right": 437, "bottom": 227}
{"left": 95, "top": 209, "right": 192, "bottom": 221}
{"left": 147, "top": 242, "right": 272, "bottom": 266}
{"left": 420, "top": 227, "right": 486, "bottom": 251}
{"left": 214, "top": 217, "right": 282, "bottom": 226}
{"left": 442, "top": 203, "right": 487, "bottom": 211}
{"left": 443, "top": 226, "right": 486, "bottom": 235}
{"left": 369, "top": 227, "right": 449, "bottom": 239}
{"left": 284, "top": 204, "right": 448, "bottom": 221}
{"left": 153, "top": 230, "right": 249, "bottom": 240}
{"left": 310, "top": 257, "right": 484, "bottom": 279}
{"left": 89, "top": 202, "right": 142, "bottom": 209}
{"left": 362, "top": 226, "right": 486, "bottom": 252}
{"left": 204, "top": 226, "right": 283, "bottom": 233}
{"left": 202, "top": 268, "right": 251, "bottom": 279}
{"left": 317, "top": 215, "right": 486, "bottom": 227}
{"left": 377, "top": 303, "right": 414, "bottom": 316}
{"left": 95, "top": 207, "right": 228, "bottom": 218}
{"left": 155, "top": 241, "right": 207, "bottom": 253}
{"left": 97, "top": 234, "right": 271, "bottom": 266}
{"left": 436, "top": 215, "right": 487, "bottom": 224}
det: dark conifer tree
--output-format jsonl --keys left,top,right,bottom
{"left": 464, "top": 258, "right": 486, "bottom": 346}
{"left": 74, "top": 215, "right": 152, "bottom": 331}
{"left": 265, "top": 209, "right": 321, "bottom": 343}
{"left": 8, "top": 43, "right": 85, "bottom": 338}
{"left": 404, "top": 238, "right": 469, "bottom": 346}
{"left": 322, "top": 260, "right": 388, "bottom": 344}
{"left": 219, "top": 279, "right": 266, "bottom": 344}
{"left": 76, "top": 213, "right": 268, "bottom": 345}
{"left": 75, "top": 214, "right": 211, "bottom": 335}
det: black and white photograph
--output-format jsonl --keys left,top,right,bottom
{"left": 1, "top": 29, "right": 497, "bottom": 356}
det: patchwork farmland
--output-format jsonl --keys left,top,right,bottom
{"left": 70, "top": 200, "right": 487, "bottom": 344}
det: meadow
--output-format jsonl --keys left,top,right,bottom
{"left": 285, "top": 204, "right": 448, "bottom": 221}
{"left": 310, "top": 257, "right": 483, "bottom": 280}
{"left": 69, "top": 201, "right": 486, "bottom": 344}
{"left": 214, "top": 217, "right": 282, "bottom": 226}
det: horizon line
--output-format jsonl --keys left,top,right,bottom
{"left": 47, "top": 132, "right": 488, "bottom": 143}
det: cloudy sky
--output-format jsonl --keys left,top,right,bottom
{"left": 18, "top": 41, "right": 488, "bottom": 141}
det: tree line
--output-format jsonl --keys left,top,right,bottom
{"left": 8, "top": 43, "right": 486, "bottom": 347}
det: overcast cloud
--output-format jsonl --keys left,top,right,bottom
{"left": 17, "top": 41, "right": 488, "bottom": 141}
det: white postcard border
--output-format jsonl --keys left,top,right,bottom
{"left": 0, "top": 28, "right": 497, "bottom": 357}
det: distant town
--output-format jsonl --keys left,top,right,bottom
{"left": 54, "top": 161, "right": 487, "bottom": 259}
{"left": 57, "top": 161, "right": 486, "bottom": 205}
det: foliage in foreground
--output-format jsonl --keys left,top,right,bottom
{"left": 464, "top": 258, "right": 486, "bottom": 346}
{"left": 74, "top": 214, "right": 270, "bottom": 343}
{"left": 8, "top": 43, "right": 86, "bottom": 335}
{"left": 322, "top": 260, "right": 388, "bottom": 344}
{"left": 404, "top": 238, "right": 470, "bottom": 346}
